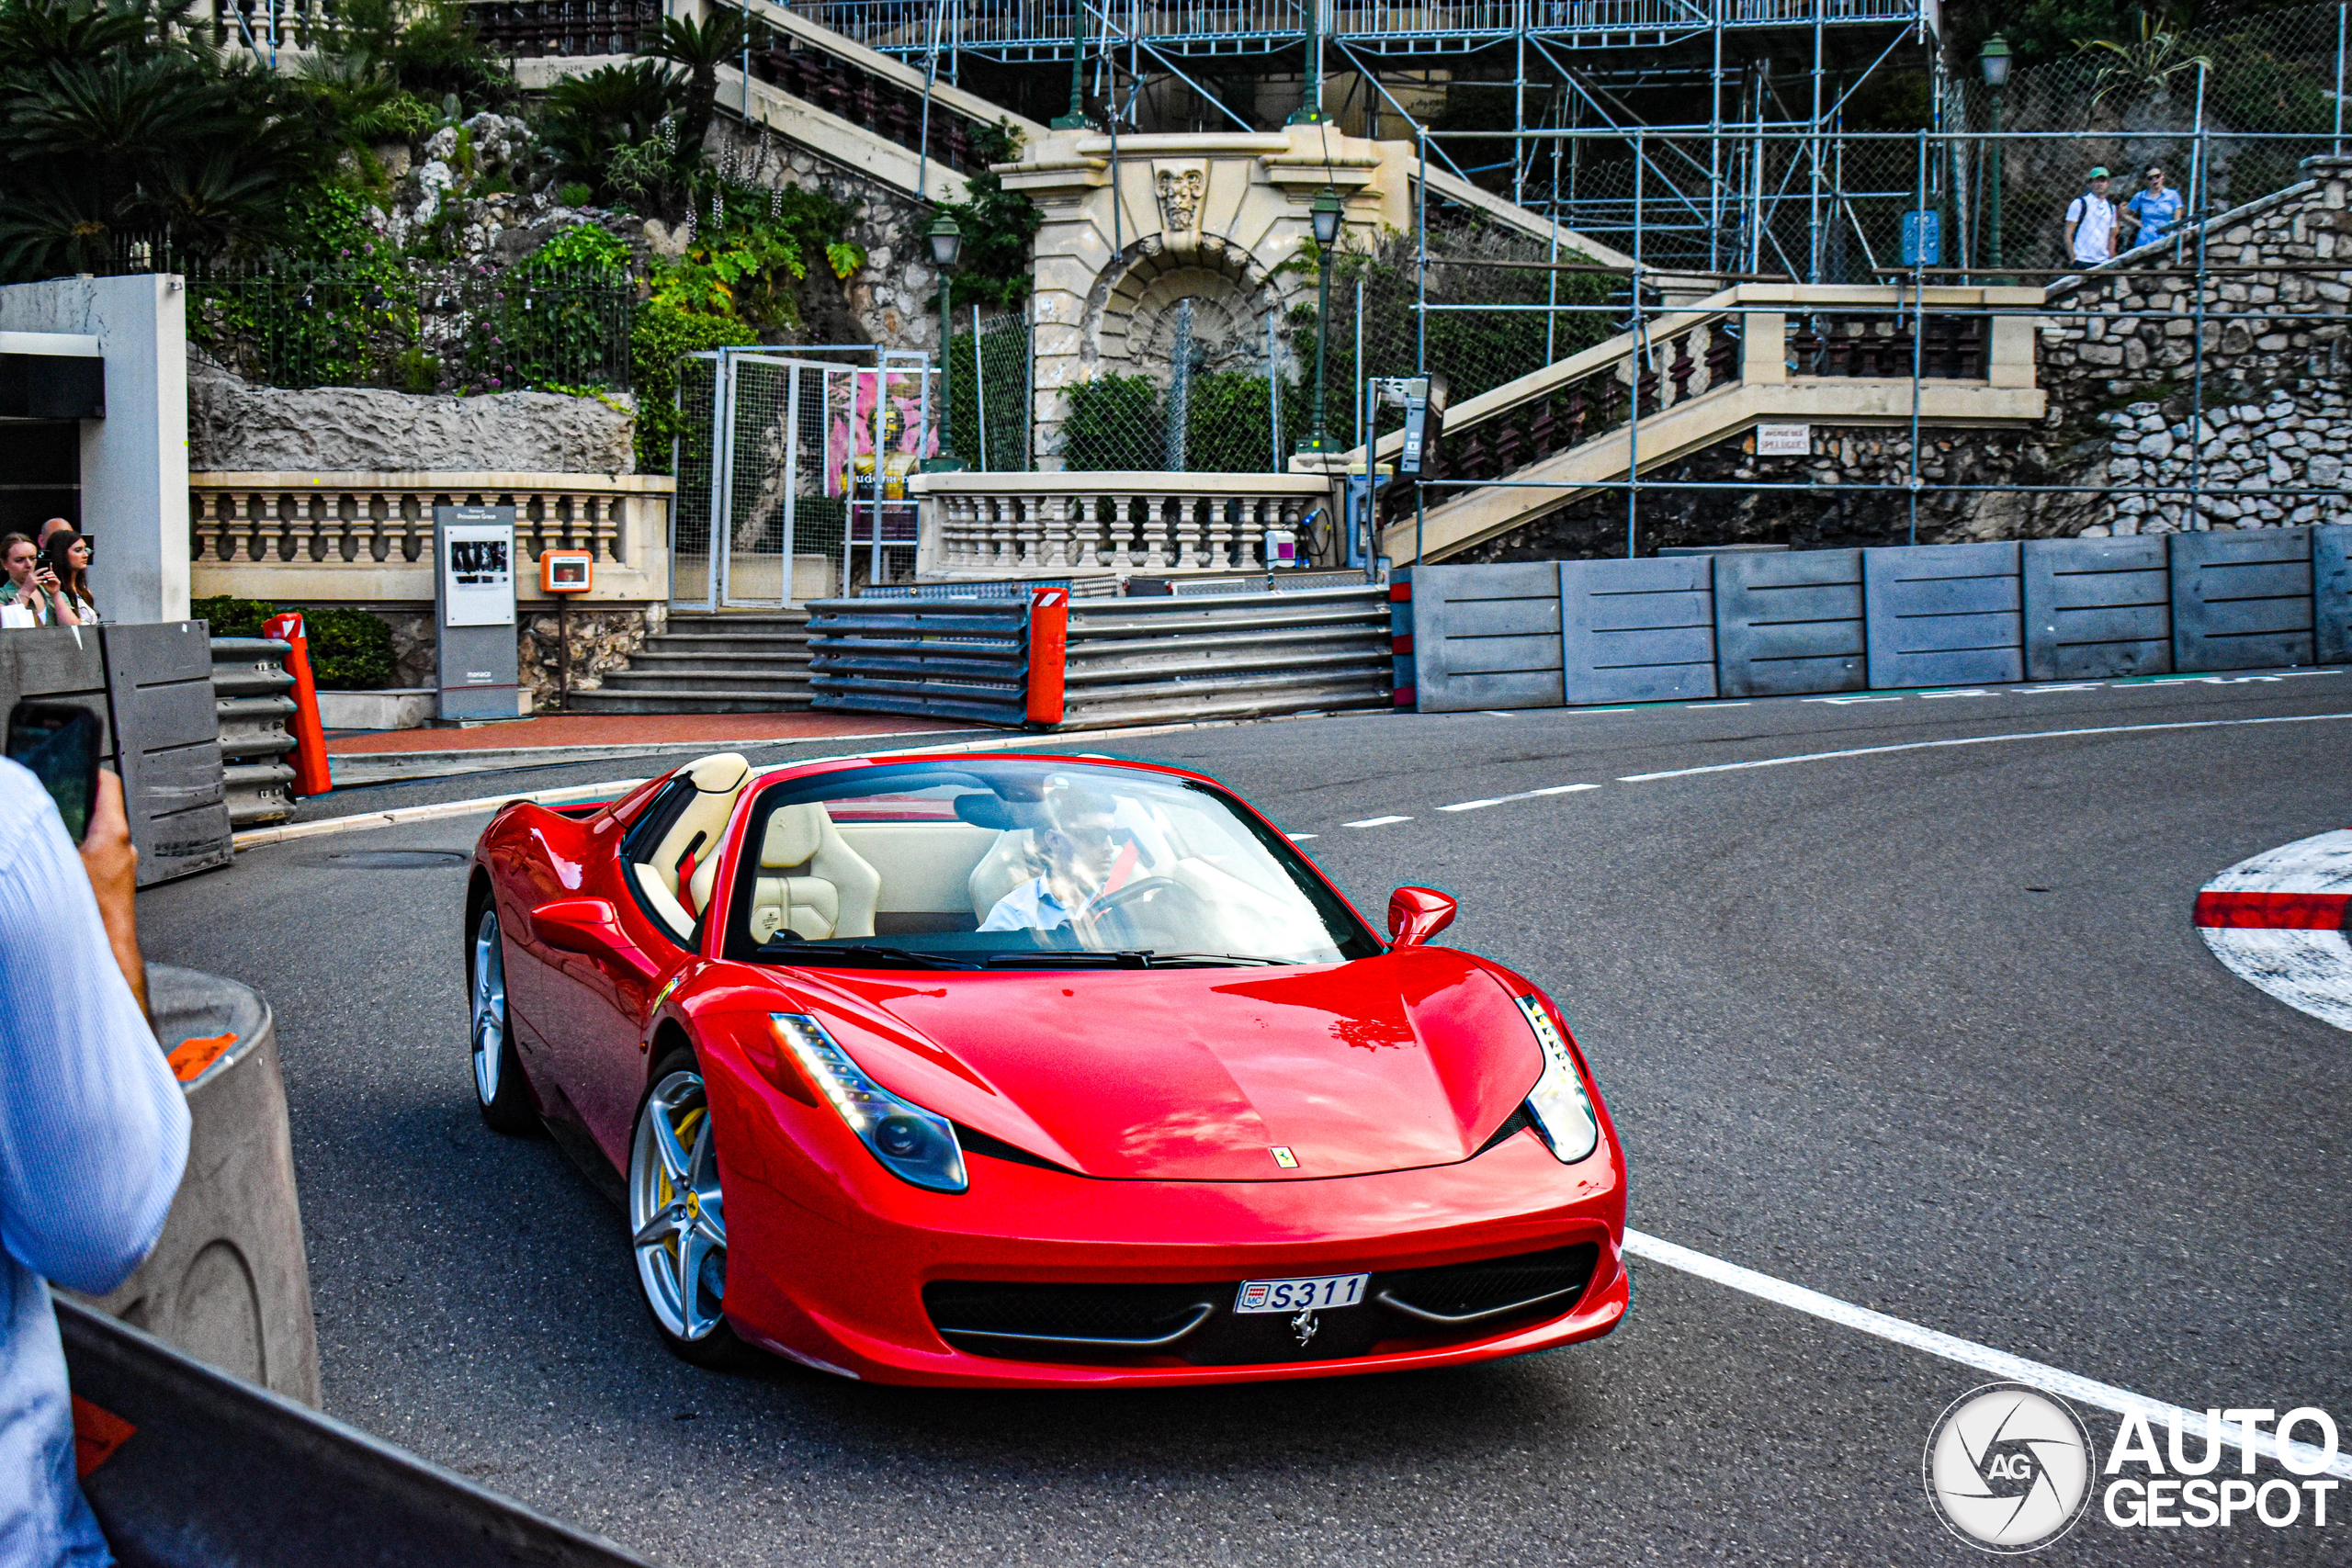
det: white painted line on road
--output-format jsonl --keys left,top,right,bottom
{"left": 1437, "top": 784, "right": 1601, "bottom": 812}
{"left": 1804, "top": 695, "right": 1903, "bottom": 705}
{"left": 1623, "top": 1228, "right": 2352, "bottom": 1480}
{"left": 1919, "top": 689, "right": 1996, "bottom": 698}
{"left": 1617, "top": 711, "right": 2352, "bottom": 784}
{"left": 2014, "top": 682, "right": 2106, "bottom": 694}
{"left": 2196, "top": 828, "right": 2352, "bottom": 1032}
{"left": 1287, "top": 833, "right": 1318, "bottom": 840}
{"left": 1343, "top": 816, "right": 1414, "bottom": 829}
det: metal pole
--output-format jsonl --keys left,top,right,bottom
{"left": 935, "top": 275, "right": 957, "bottom": 467}
{"left": 1268, "top": 312, "right": 1282, "bottom": 466}
{"left": 2189, "top": 114, "right": 2211, "bottom": 533}
{"left": 971, "top": 304, "right": 989, "bottom": 470}
{"left": 1309, "top": 245, "right": 1333, "bottom": 450}
{"left": 1052, "top": 0, "right": 1091, "bottom": 128}
{"left": 1628, "top": 130, "right": 1643, "bottom": 558}
{"left": 1808, "top": 0, "right": 1825, "bottom": 282}
{"left": 1353, "top": 275, "right": 1364, "bottom": 455}
{"left": 2188, "top": 60, "right": 2209, "bottom": 225}
{"left": 556, "top": 597, "right": 569, "bottom": 710}
{"left": 1709, "top": 0, "right": 1724, "bottom": 274}
{"left": 2336, "top": 2, "right": 2346, "bottom": 155}
{"left": 1416, "top": 127, "right": 1429, "bottom": 373}
{"left": 1987, "top": 88, "right": 2004, "bottom": 278}
{"left": 1906, "top": 128, "right": 1927, "bottom": 546}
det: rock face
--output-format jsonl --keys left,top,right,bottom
{"left": 187, "top": 354, "right": 638, "bottom": 475}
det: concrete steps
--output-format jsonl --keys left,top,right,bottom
{"left": 566, "top": 610, "right": 816, "bottom": 714}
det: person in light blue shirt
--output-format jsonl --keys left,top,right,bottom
{"left": 1, "top": 764, "right": 187, "bottom": 1566}
{"left": 978, "top": 789, "right": 1121, "bottom": 932}
{"left": 2122, "top": 165, "right": 2185, "bottom": 248}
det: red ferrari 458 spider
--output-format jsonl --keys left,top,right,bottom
{"left": 466, "top": 750, "right": 1626, "bottom": 1386}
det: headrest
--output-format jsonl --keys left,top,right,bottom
{"left": 687, "top": 751, "right": 752, "bottom": 793}
{"left": 762, "top": 803, "right": 826, "bottom": 869}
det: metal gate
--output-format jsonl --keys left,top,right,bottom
{"left": 674, "top": 352, "right": 936, "bottom": 610}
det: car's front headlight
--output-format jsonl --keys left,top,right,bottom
{"left": 772, "top": 1013, "right": 967, "bottom": 1192}
{"left": 1514, "top": 994, "right": 1600, "bottom": 1165}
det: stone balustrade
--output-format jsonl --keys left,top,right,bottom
{"left": 911, "top": 471, "right": 1340, "bottom": 582}
{"left": 188, "top": 471, "right": 673, "bottom": 605}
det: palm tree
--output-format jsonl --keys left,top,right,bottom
{"left": 2076, "top": 12, "right": 2213, "bottom": 113}
{"left": 644, "top": 11, "right": 748, "bottom": 169}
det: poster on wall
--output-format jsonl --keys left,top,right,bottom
{"left": 441, "top": 513, "right": 515, "bottom": 627}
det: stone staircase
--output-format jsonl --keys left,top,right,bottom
{"left": 566, "top": 611, "right": 813, "bottom": 714}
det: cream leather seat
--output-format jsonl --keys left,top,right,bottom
{"left": 632, "top": 752, "right": 752, "bottom": 936}
{"left": 746, "top": 803, "right": 881, "bottom": 942}
{"left": 966, "top": 829, "right": 1042, "bottom": 924}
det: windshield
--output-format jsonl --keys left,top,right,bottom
{"left": 721, "top": 760, "right": 1380, "bottom": 969}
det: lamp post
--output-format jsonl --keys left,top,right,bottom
{"left": 925, "top": 212, "right": 966, "bottom": 472}
{"left": 1295, "top": 188, "right": 1344, "bottom": 456}
{"left": 1286, "top": 0, "right": 1327, "bottom": 125}
{"left": 1978, "top": 34, "right": 2011, "bottom": 279}
{"left": 1050, "top": 0, "right": 1094, "bottom": 130}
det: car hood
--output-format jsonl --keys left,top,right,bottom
{"left": 782, "top": 949, "right": 1543, "bottom": 1181}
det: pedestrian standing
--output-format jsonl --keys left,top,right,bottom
{"left": 2064, "top": 167, "right": 2119, "bottom": 267}
{"left": 39, "top": 531, "right": 97, "bottom": 626}
{"left": 0, "top": 766, "right": 187, "bottom": 1563}
{"left": 0, "top": 535, "right": 77, "bottom": 629}
{"left": 2121, "top": 164, "right": 2185, "bottom": 247}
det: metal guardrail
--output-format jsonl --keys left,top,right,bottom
{"left": 59, "top": 1297, "right": 656, "bottom": 1566}
{"left": 210, "top": 637, "right": 299, "bottom": 827}
{"left": 1061, "top": 588, "right": 1393, "bottom": 728}
{"left": 807, "top": 597, "right": 1033, "bottom": 725}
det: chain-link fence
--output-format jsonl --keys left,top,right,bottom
{"left": 941, "top": 309, "right": 1033, "bottom": 471}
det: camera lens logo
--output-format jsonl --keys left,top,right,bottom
{"left": 1923, "top": 1383, "right": 2095, "bottom": 1552}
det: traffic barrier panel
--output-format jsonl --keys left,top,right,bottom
{"left": 209, "top": 637, "right": 298, "bottom": 827}
{"left": 1713, "top": 548, "right": 1866, "bottom": 697}
{"left": 59, "top": 1298, "right": 655, "bottom": 1567}
{"left": 101, "top": 624, "right": 232, "bottom": 885}
{"left": 808, "top": 597, "right": 1032, "bottom": 726}
{"left": 1862, "top": 541, "right": 2024, "bottom": 689}
{"left": 1408, "top": 562, "right": 1565, "bottom": 713}
{"left": 66, "top": 965, "right": 319, "bottom": 1405}
{"left": 2171, "top": 527, "right": 2316, "bottom": 672}
{"left": 1056, "top": 588, "right": 1390, "bottom": 729}
{"left": 2319, "top": 525, "right": 2352, "bottom": 665}
{"left": 1390, "top": 574, "right": 1416, "bottom": 708}
{"left": 1560, "top": 557, "right": 1718, "bottom": 704}
{"left": 1025, "top": 585, "right": 1069, "bottom": 725}
{"left": 2021, "top": 536, "right": 2173, "bottom": 681}
{"left": 260, "top": 613, "right": 333, "bottom": 797}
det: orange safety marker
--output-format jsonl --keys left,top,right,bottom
{"left": 167, "top": 1032, "right": 238, "bottom": 1082}
{"left": 261, "top": 612, "right": 334, "bottom": 798}
{"left": 1025, "top": 585, "right": 1069, "bottom": 727}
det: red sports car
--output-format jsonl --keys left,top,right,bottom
{"left": 466, "top": 750, "right": 1627, "bottom": 1386}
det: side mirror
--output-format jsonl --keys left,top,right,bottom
{"left": 1387, "top": 886, "right": 1457, "bottom": 947}
{"left": 532, "top": 896, "right": 623, "bottom": 956}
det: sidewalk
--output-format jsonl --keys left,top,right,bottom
{"left": 323, "top": 711, "right": 979, "bottom": 785}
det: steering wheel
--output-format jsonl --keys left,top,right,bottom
{"left": 1084, "top": 876, "right": 1207, "bottom": 943}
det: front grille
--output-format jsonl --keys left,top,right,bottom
{"left": 1376, "top": 1243, "right": 1600, "bottom": 1325}
{"left": 925, "top": 1240, "right": 1600, "bottom": 1367}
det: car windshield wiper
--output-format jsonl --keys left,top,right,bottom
{"left": 1135, "top": 953, "right": 1295, "bottom": 967}
{"left": 761, "top": 940, "right": 977, "bottom": 970}
{"left": 980, "top": 950, "right": 1153, "bottom": 969}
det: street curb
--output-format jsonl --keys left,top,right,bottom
{"left": 232, "top": 710, "right": 1383, "bottom": 850}
{"left": 2195, "top": 826, "right": 2352, "bottom": 1032}
{"left": 324, "top": 726, "right": 972, "bottom": 787}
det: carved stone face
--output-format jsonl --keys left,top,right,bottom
{"left": 1156, "top": 166, "right": 1205, "bottom": 233}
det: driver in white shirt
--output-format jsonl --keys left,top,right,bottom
{"left": 979, "top": 789, "right": 1123, "bottom": 932}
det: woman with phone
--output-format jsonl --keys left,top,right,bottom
{"left": 39, "top": 528, "right": 96, "bottom": 625}
{"left": 0, "top": 534, "right": 77, "bottom": 628}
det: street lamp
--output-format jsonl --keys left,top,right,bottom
{"left": 925, "top": 212, "right": 966, "bottom": 472}
{"left": 1978, "top": 34, "right": 2011, "bottom": 278}
{"left": 1295, "top": 188, "right": 1344, "bottom": 455}
{"left": 1286, "top": 0, "right": 1327, "bottom": 125}
{"left": 1050, "top": 0, "right": 1094, "bottom": 130}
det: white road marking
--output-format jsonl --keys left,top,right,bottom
{"left": 1919, "top": 689, "right": 1995, "bottom": 698}
{"left": 2015, "top": 682, "right": 2108, "bottom": 693}
{"left": 1686, "top": 702, "right": 1751, "bottom": 708}
{"left": 1617, "top": 710, "right": 2352, "bottom": 784}
{"left": 2197, "top": 828, "right": 2352, "bottom": 1032}
{"left": 1286, "top": 832, "right": 1319, "bottom": 840}
{"left": 1804, "top": 695, "right": 1904, "bottom": 705}
{"left": 1624, "top": 1229, "right": 2352, "bottom": 1480}
{"left": 1343, "top": 815, "right": 1414, "bottom": 829}
{"left": 1436, "top": 784, "right": 1601, "bottom": 812}
{"left": 1483, "top": 711, "right": 1519, "bottom": 717}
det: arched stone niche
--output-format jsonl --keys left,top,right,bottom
{"left": 1083, "top": 235, "right": 1284, "bottom": 384}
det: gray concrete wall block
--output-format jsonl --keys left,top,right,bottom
{"left": 1411, "top": 562, "right": 1565, "bottom": 712}
{"left": 2319, "top": 525, "right": 2352, "bottom": 665}
{"left": 1863, "top": 541, "right": 2024, "bottom": 688}
{"left": 2021, "top": 536, "right": 2173, "bottom": 681}
{"left": 1713, "top": 547, "right": 1865, "bottom": 697}
{"left": 2170, "top": 527, "right": 2316, "bottom": 672}
{"left": 1561, "top": 557, "right": 1718, "bottom": 705}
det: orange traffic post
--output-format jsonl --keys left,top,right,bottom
{"left": 1024, "top": 584, "right": 1069, "bottom": 727}
{"left": 260, "top": 612, "right": 334, "bottom": 798}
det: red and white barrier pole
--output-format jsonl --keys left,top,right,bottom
{"left": 1025, "top": 585, "right": 1069, "bottom": 728}
{"left": 261, "top": 612, "right": 333, "bottom": 799}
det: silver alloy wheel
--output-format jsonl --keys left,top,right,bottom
{"left": 630, "top": 1068, "right": 728, "bottom": 1342}
{"left": 471, "top": 908, "right": 507, "bottom": 1106}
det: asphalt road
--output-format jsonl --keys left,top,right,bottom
{"left": 140, "top": 669, "right": 2352, "bottom": 1564}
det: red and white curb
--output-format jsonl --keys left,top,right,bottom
{"left": 2195, "top": 828, "right": 2352, "bottom": 1032}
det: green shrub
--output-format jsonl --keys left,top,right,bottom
{"left": 191, "top": 598, "right": 399, "bottom": 690}
{"left": 1063, "top": 375, "right": 1163, "bottom": 470}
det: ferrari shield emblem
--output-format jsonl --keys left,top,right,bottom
{"left": 1269, "top": 1145, "right": 1298, "bottom": 1168}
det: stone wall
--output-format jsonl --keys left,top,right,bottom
{"left": 188, "top": 355, "right": 638, "bottom": 475}
{"left": 1457, "top": 155, "right": 2352, "bottom": 562}
{"left": 338, "top": 603, "right": 660, "bottom": 707}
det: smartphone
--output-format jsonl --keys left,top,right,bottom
{"left": 7, "top": 701, "right": 102, "bottom": 842}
